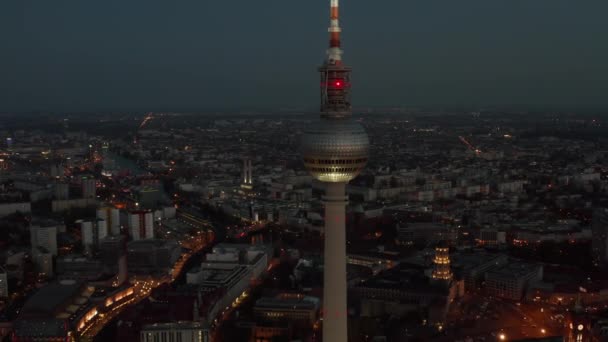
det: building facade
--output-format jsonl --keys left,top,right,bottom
{"left": 129, "top": 210, "right": 154, "bottom": 241}
{"left": 140, "top": 322, "right": 209, "bottom": 342}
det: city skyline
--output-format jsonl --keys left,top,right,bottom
{"left": 1, "top": 1, "right": 608, "bottom": 341}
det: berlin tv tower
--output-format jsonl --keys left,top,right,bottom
{"left": 301, "top": 0, "right": 369, "bottom": 340}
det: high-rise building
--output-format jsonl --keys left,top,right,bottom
{"left": 100, "top": 235, "right": 128, "bottom": 286}
{"left": 78, "top": 219, "right": 108, "bottom": 254}
{"left": 33, "top": 247, "right": 54, "bottom": 277}
{"left": 97, "top": 206, "right": 121, "bottom": 235}
{"left": 128, "top": 210, "right": 154, "bottom": 240}
{"left": 79, "top": 220, "right": 94, "bottom": 249}
{"left": 300, "top": 1, "right": 369, "bottom": 340}
{"left": 431, "top": 241, "right": 453, "bottom": 282}
{"left": 30, "top": 224, "right": 58, "bottom": 256}
{"left": 0, "top": 266, "right": 8, "bottom": 298}
{"left": 592, "top": 208, "right": 608, "bottom": 266}
{"left": 81, "top": 177, "right": 96, "bottom": 199}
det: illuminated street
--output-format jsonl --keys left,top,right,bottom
{"left": 436, "top": 294, "right": 567, "bottom": 341}
{"left": 78, "top": 230, "right": 215, "bottom": 340}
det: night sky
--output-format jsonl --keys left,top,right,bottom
{"left": 1, "top": 0, "right": 607, "bottom": 112}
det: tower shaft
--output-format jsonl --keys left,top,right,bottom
{"left": 323, "top": 182, "right": 348, "bottom": 342}
{"left": 302, "top": 1, "right": 369, "bottom": 341}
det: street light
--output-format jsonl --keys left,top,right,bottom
{"left": 499, "top": 333, "right": 506, "bottom": 341}
{"left": 541, "top": 328, "right": 546, "bottom": 334}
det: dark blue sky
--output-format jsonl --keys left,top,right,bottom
{"left": 1, "top": 0, "right": 607, "bottom": 112}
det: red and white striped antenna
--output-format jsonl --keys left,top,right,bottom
{"left": 327, "top": 0, "right": 343, "bottom": 64}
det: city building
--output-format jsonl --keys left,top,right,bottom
{"left": 99, "top": 235, "right": 128, "bottom": 286}
{"left": 128, "top": 210, "right": 154, "bottom": 240}
{"left": 347, "top": 246, "right": 400, "bottom": 276}
{"left": 0, "top": 266, "right": 8, "bottom": 298}
{"left": 250, "top": 321, "right": 293, "bottom": 342}
{"left": 396, "top": 223, "right": 458, "bottom": 246}
{"left": 476, "top": 228, "right": 507, "bottom": 247}
{"left": 78, "top": 219, "right": 108, "bottom": 254}
{"left": 97, "top": 206, "right": 121, "bottom": 235}
{"left": 485, "top": 262, "right": 543, "bottom": 300}
{"left": 30, "top": 223, "right": 58, "bottom": 256}
{"left": 56, "top": 255, "right": 104, "bottom": 282}
{"left": 140, "top": 321, "right": 210, "bottom": 342}
{"left": 300, "top": 0, "right": 369, "bottom": 340}
{"left": 127, "top": 239, "right": 180, "bottom": 275}
{"left": 0, "top": 202, "right": 31, "bottom": 217}
{"left": 136, "top": 186, "right": 163, "bottom": 209}
{"left": 592, "top": 208, "right": 608, "bottom": 266}
{"left": 51, "top": 197, "right": 97, "bottom": 212}
{"left": 353, "top": 263, "right": 460, "bottom": 325}
{"left": 187, "top": 244, "right": 268, "bottom": 323}
{"left": 81, "top": 176, "right": 96, "bottom": 199}
{"left": 33, "top": 247, "right": 54, "bottom": 278}
{"left": 12, "top": 280, "right": 94, "bottom": 341}
{"left": 451, "top": 251, "right": 509, "bottom": 292}
{"left": 254, "top": 293, "right": 320, "bottom": 324}
{"left": 431, "top": 242, "right": 453, "bottom": 282}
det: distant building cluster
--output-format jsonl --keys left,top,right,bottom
{"left": 0, "top": 111, "right": 606, "bottom": 341}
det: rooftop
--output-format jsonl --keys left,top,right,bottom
{"left": 255, "top": 293, "right": 320, "bottom": 310}
{"left": 13, "top": 319, "right": 68, "bottom": 338}
{"left": 357, "top": 263, "right": 448, "bottom": 294}
{"left": 141, "top": 321, "right": 208, "bottom": 331}
{"left": 487, "top": 262, "right": 542, "bottom": 278}
{"left": 20, "top": 280, "right": 84, "bottom": 318}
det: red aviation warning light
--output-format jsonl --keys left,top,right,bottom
{"left": 319, "top": 0, "right": 352, "bottom": 117}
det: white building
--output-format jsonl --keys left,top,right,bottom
{"left": 80, "top": 220, "right": 94, "bottom": 248}
{"left": 97, "top": 207, "right": 121, "bottom": 235}
{"left": 140, "top": 322, "right": 209, "bottom": 342}
{"left": 128, "top": 211, "right": 154, "bottom": 241}
{"left": 78, "top": 219, "right": 108, "bottom": 253}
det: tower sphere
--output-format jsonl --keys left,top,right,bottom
{"left": 301, "top": 118, "right": 369, "bottom": 183}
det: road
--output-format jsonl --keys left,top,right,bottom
{"left": 78, "top": 230, "right": 215, "bottom": 340}
{"left": 440, "top": 294, "right": 565, "bottom": 341}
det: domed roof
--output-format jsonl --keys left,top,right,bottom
{"left": 301, "top": 118, "right": 369, "bottom": 183}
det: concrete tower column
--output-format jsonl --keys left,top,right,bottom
{"left": 323, "top": 182, "right": 348, "bottom": 342}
